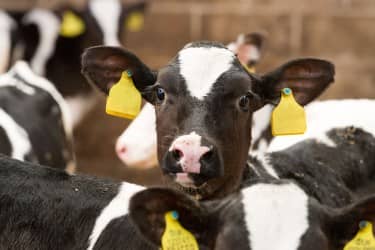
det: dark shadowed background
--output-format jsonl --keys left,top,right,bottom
{"left": 1, "top": 0, "right": 375, "bottom": 186}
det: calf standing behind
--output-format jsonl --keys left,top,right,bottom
{"left": 3, "top": 0, "right": 147, "bottom": 126}
{"left": 130, "top": 127, "right": 375, "bottom": 250}
{"left": 0, "top": 61, "right": 74, "bottom": 172}
{"left": 82, "top": 42, "right": 334, "bottom": 199}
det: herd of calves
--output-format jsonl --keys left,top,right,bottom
{"left": 1, "top": 1, "right": 375, "bottom": 250}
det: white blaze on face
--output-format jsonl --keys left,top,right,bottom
{"left": 0, "top": 109, "right": 32, "bottom": 160}
{"left": 242, "top": 183, "right": 309, "bottom": 250}
{"left": 89, "top": 0, "right": 122, "bottom": 46}
{"left": 23, "top": 9, "right": 60, "bottom": 76}
{"left": 87, "top": 182, "right": 144, "bottom": 250}
{"left": 267, "top": 99, "right": 375, "bottom": 152}
{"left": 178, "top": 46, "right": 235, "bottom": 100}
{"left": 116, "top": 103, "right": 158, "bottom": 168}
{"left": 0, "top": 11, "right": 16, "bottom": 73}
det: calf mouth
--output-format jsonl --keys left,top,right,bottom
{"left": 165, "top": 173, "right": 216, "bottom": 200}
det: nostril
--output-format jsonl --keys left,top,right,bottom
{"left": 117, "top": 145, "right": 127, "bottom": 155}
{"left": 172, "top": 149, "right": 183, "bottom": 161}
{"left": 201, "top": 149, "right": 214, "bottom": 162}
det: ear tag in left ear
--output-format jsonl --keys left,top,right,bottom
{"left": 344, "top": 221, "right": 375, "bottom": 250}
{"left": 106, "top": 70, "right": 141, "bottom": 120}
{"left": 60, "top": 11, "right": 86, "bottom": 38}
{"left": 125, "top": 11, "right": 144, "bottom": 32}
{"left": 271, "top": 88, "right": 306, "bottom": 136}
{"left": 161, "top": 211, "right": 199, "bottom": 250}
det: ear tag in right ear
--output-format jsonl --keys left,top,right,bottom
{"left": 161, "top": 211, "right": 199, "bottom": 250}
{"left": 344, "top": 221, "right": 375, "bottom": 250}
{"left": 106, "top": 70, "right": 141, "bottom": 120}
{"left": 271, "top": 88, "right": 306, "bottom": 136}
{"left": 60, "top": 11, "right": 86, "bottom": 38}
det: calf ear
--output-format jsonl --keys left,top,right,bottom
{"left": 327, "top": 195, "right": 375, "bottom": 248}
{"left": 129, "top": 188, "right": 206, "bottom": 246}
{"left": 81, "top": 46, "right": 157, "bottom": 98}
{"left": 235, "top": 32, "right": 266, "bottom": 68}
{"left": 256, "top": 58, "right": 334, "bottom": 105}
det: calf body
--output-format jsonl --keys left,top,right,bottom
{"left": 0, "top": 61, "right": 74, "bottom": 171}
{"left": 130, "top": 127, "right": 375, "bottom": 250}
{"left": 0, "top": 155, "right": 156, "bottom": 250}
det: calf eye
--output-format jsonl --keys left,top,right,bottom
{"left": 238, "top": 95, "right": 250, "bottom": 111}
{"left": 156, "top": 87, "right": 165, "bottom": 102}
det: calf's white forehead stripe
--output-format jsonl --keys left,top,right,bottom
{"left": 178, "top": 47, "right": 235, "bottom": 100}
{"left": 0, "top": 109, "right": 32, "bottom": 160}
{"left": 23, "top": 9, "right": 60, "bottom": 76}
{"left": 87, "top": 182, "right": 144, "bottom": 250}
{"left": 89, "top": 0, "right": 122, "bottom": 46}
{"left": 242, "top": 183, "right": 309, "bottom": 250}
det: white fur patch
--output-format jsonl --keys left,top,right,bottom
{"left": 254, "top": 153, "right": 279, "bottom": 179}
{"left": 0, "top": 11, "right": 16, "bottom": 73}
{"left": 268, "top": 99, "right": 375, "bottom": 152}
{"left": 242, "top": 183, "right": 309, "bottom": 250}
{"left": 65, "top": 93, "right": 98, "bottom": 128}
{"left": 0, "top": 108, "right": 32, "bottom": 160}
{"left": 22, "top": 9, "right": 60, "bottom": 76}
{"left": 116, "top": 103, "right": 158, "bottom": 168}
{"left": 87, "top": 182, "right": 144, "bottom": 250}
{"left": 6, "top": 61, "right": 73, "bottom": 138}
{"left": 178, "top": 47, "right": 235, "bottom": 100}
{"left": 89, "top": 0, "right": 122, "bottom": 46}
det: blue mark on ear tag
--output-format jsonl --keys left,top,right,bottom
{"left": 126, "top": 70, "right": 133, "bottom": 77}
{"left": 171, "top": 210, "right": 179, "bottom": 220}
{"left": 283, "top": 88, "right": 292, "bottom": 95}
{"left": 359, "top": 220, "right": 368, "bottom": 229}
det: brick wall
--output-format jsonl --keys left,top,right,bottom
{"left": 125, "top": 0, "right": 375, "bottom": 99}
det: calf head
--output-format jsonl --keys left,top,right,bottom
{"left": 82, "top": 43, "right": 334, "bottom": 199}
{"left": 115, "top": 32, "right": 266, "bottom": 169}
{"left": 130, "top": 184, "right": 375, "bottom": 250}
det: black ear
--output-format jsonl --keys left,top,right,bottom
{"left": 81, "top": 46, "right": 157, "bottom": 98}
{"left": 256, "top": 58, "right": 335, "bottom": 105}
{"left": 129, "top": 187, "right": 206, "bottom": 246}
{"left": 327, "top": 195, "right": 375, "bottom": 248}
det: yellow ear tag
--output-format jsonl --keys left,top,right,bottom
{"left": 161, "top": 211, "right": 199, "bottom": 250}
{"left": 125, "top": 11, "right": 144, "bottom": 32}
{"left": 271, "top": 88, "right": 306, "bottom": 136}
{"left": 344, "top": 221, "right": 375, "bottom": 250}
{"left": 106, "top": 70, "right": 141, "bottom": 120}
{"left": 242, "top": 63, "right": 256, "bottom": 74}
{"left": 60, "top": 11, "right": 86, "bottom": 38}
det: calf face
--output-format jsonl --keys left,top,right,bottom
{"left": 115, "top": 32, "right": 266, "bottom": 169}
{"left": 130, "top": 183, "right": 375, "bottom": 250}
{"left": 82, "top": 43, "right": 334, "bottom": 199}
{"left": 0, "top": 61, "right": 74, "bottom": 171}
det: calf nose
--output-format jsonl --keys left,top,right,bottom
{"left": 168, "top": 132, "right": 213, "bottom": 174}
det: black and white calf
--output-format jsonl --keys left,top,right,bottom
{"left": 0, "top": 61, "right": 74, "bottom": 172}
{"left": 0, "top": 155, "right": 150, "bottom": 250}
{"left": 130, "top": 126, "right": 375, "bottom": 250}
{"left": 2, "top": 0, "right": 147, "bottom": 125}
{"left": 82, "top": 42, "right": 334, "bottom": 199}
{"left": 1, "top": 127, "right": 375, "bottom": 250}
